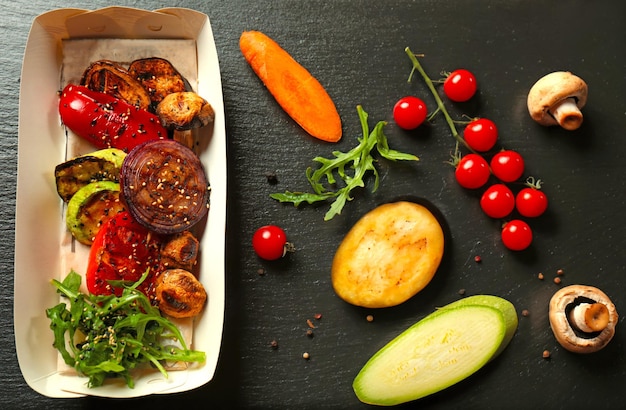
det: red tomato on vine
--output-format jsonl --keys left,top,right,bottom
{"left": 443, "top": 69, "right": 477, "bottom": 102}
{"left": 464, "top": 118, "right": 498, "bottom": 152}
{"left": 491, "top": 150, "right": 525, "bottom": 182}
{"left": 455, "top": 154, "right": 490, "bottom": 189}
{"left": 480, "top": 184, "right": 515, "bottom": 219}
{"left": 501, "top": 220, "right": 533, "bottom": 251}
{"left": 516, "top": 187, "right": 548, "bottom": 217}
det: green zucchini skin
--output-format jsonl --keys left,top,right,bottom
{"left": 55, "top": 148, "right": 126, "bottom": 202}
{"left": 66, "top": 180, "right": 124, "bottom": 245}
{"left": 353, "top": 295, "right": 518, "bottom": 406}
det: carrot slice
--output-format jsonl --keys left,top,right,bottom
{"left": 240, "top": 30, "right": 342, "bottom": 142}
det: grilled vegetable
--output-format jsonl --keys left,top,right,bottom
{"left": 58, "top": 84, "right": 167, "bottom": 152}
{"left": 120, "top": 139, "right": 210, "bottom": 234}
{"left": 86, "top": 211, "right": 162, "bottom": 298}
{"left": 129, "top": 57, "right": 190, "bottom": 108}
{"left": 155, "top": 268, "right": 207, "bottom": 318}
{"left": 66, "top": 180, "right": 126, "bottom": 245}
{"left": 156, "top": 91, "right": 215, "bottom": 131}
{"left": 55, "top": 148, "right": 126, "bottom": 202}
{"left": 160, "top": 231, "right": 200, "bottom": 271}
{"left": 80, "top": 60, "right": 152, "bottom": 111}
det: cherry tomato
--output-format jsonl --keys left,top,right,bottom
{"left": 86, "top": 211, "right": 163, "bottom": 297}
{"left": 491, "top": 150, "right": 525, "bottom": 182}
{"left": 516, "top": 188, "right": 548, "bottom": 217}
{"left": 443, "top": 69, "right": 477, "bottom": 102}
{"left": 455, "top": 154, "right": 490, "bottom": 189}
{"left": 501, "top": 220, "right": 533, "bottom": 251}
{"left": 480, "top": 183, "right": 515, "bottom": 218}
{"left": 393, "top": 96, "right": 428, "bottom": 130}
{"left": 253, "top": 225, "right": 288, "bottom": 260}
{"left": 463, "top": 118, "right": 498, "bottom": 152}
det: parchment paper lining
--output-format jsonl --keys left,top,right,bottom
{"left": 56, "top": 38, "right": 198, "bottom": 379}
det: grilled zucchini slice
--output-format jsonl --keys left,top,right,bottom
{"left": 66, "top": 180, "right": 126, "bottom": 245}
{"left": 55, "top": 148, "right": 126, "bottom": 202}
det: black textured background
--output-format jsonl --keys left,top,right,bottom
{"left": 2, "top": 1, "right": 626, "bottom": 409}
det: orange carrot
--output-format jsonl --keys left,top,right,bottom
{"left": 240, "top": 30, "right": 342, "bottom": 142}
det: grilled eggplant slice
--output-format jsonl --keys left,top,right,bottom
{"left": 161, "top": 231, "right": 200, "bottom": 271}
{"left": 129, "top": 57, "right": 189, "bottom": 108}
{"left": 155, "top": 268, "right": 207, "bottom": 318}
{"left": 156, "top": 91, "right": 215, "bottom": 131}
{"left": 81, "top": 60, "right": 152, "bottom": 111}
{"left": 55, "top": 148, "right": 126, "bottom": 202}
{"left": 120, "top": 139, "right": 210, "bottom": 234}
{"left": 66, "top": 180, "right": 126, "bottom": 245}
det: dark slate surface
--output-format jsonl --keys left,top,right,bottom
{"left": 2, "top": 0, "right": 625, "bottom": 409}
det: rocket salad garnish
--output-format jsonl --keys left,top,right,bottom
{"left": 46, "top": 270, "right": 205, "bottom": 388}
{"left": 270, "top": 105, "right": 419, "bottom": 221}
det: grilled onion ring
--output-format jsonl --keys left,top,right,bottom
{"left": 120, "top": 139, "right": 209, "bottom": 234}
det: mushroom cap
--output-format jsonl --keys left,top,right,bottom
{"left": 527, "top": 71, "right": 588, "bottom": 126}
{"left": 549, "top": 284, "right": 618, "bottom": 353}
{"left": 156, "top": 91, "right": 215, "bottom": 131}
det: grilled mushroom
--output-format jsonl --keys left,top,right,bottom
{"left": 156, "top": 91, "right": 215, "bottom": 149}
{"left": 527, "top": 71, "right": 588, "bottom": 131}
{"left": 549, "top": 285, "right": 618, "bottom": 353}
{"left": 160, "top": 231, "right": 200, "bottom": 271}
{"left": 155, "top": 268, "right": 207, "bottom": 318}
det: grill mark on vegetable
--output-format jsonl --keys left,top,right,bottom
{"left": 121, "top": 140, "right": 209, "bottom": 234}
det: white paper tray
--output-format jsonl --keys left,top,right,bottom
{"left": 14, "top": 7, "right": 226, "bottom": 398}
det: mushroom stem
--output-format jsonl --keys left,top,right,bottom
{"left": 568, "top": 302, "right": 610, "bottom": 333}
{"left": 550, "top": 97, "right": 584, "bottom": 130}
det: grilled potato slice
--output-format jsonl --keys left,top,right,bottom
{"left": 129, "top": 57, "right": 189, "bottom": 107}
{"left": 331, "top": 201, "right": 445, "bottom": 308}
{"left": 80, "top": 60, "right": 152, "bottom": 111}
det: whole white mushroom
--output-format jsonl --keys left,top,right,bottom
{"left": 527, "top": 71, "right": 588, "bottom": 131}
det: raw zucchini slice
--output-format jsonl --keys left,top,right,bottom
{"left": 353, "top": 296, "right": 518, "bottom": 406}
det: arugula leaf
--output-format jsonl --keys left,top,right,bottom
{"left": 47, "top": 270, "right": 205, "bottom": 388}
{"left": 270, "top": 106, "right": 419, "bottom": 220}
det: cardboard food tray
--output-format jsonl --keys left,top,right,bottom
{"left": 14, "top": 7, "right": 226, "bottom": 398}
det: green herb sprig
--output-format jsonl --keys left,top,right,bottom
{"left": 46, "top": 270, "right": 205, "bottom": 388}
{"left": 270, "top": 105, "right": 419, "bottom": 220}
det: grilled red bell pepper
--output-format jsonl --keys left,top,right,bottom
{"left": 59, "top": 84, "right": 167, "bottom": 152}
{"left": 86, "top": 211, "right": 163, "bottom": 298}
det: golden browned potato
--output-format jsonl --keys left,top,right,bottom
{"left": 331, "top": 201, "right": 444, "bottom": 308}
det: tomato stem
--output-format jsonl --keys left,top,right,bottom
{"left": 404, "top": 47, "right": 476, "bottom": 155}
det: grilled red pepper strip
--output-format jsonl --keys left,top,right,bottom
{"left": 59, "top": 84, "right": 167, "bottom": 152}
